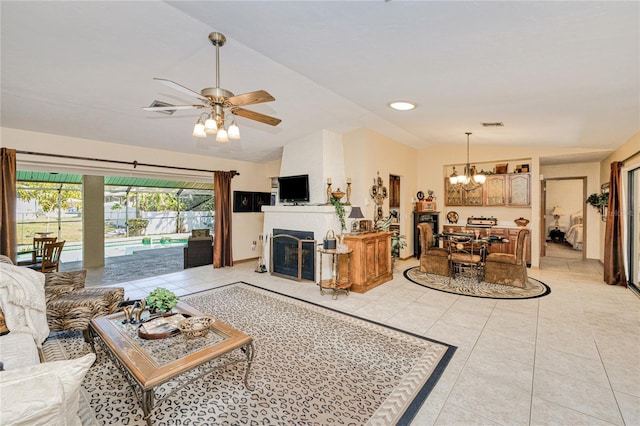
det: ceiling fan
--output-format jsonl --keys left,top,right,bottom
{"left": 143, "top": 32, "right": 281, "bottom": 141}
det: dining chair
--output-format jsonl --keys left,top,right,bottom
{"left": 484, "top": 229, "right": 529, "bottom": 287}
{"left": 28, "top": 240, "right": 65, "bottom": 273}
{"left": 418, "top": 223, "right": 449, "bottom": 276}
{"left": 447, "top": 235, "right": 485, "bottom": 283}
{"left": 32, "top": 237, "right": 57, "bottom": 265}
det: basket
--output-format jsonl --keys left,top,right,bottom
{"left": 177, "top": 316, "right": 214, "bottom": 339}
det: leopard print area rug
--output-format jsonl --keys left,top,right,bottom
{"left": 44, "top": 282, "right": 455, "bottom": 425}
{"left": 404, "top": 266, "right": 551, "bottom": 299}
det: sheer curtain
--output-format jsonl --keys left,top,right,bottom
{"left": 604, "top": 161, "right": 627, "bottom": 286}
{"left": 213, "top": 171, "right": 235, "bottom": 268}
{"left": 1, "top": 148, "right": 17, "bottom": 262}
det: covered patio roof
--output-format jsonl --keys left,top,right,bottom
{"left": 17, "top": 171, "right": 214, "bottom": 191}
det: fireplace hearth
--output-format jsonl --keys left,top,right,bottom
{"left": 271, "top": 229, "right": 315, "bottom": 281}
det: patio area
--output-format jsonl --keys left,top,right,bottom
{"left": 60, "top": 245, "right": 189, "bottom": 286}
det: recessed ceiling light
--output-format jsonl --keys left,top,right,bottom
{"left": 389, "top": 101, "right": 416, "bottom": 111}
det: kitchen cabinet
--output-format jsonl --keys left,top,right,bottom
{"left": 343, "top": 231, "right": 392, "bottom": 293}
{"left": 508, "top": 174, "right": 530, "bottom": 206}
{"left": 444, "top": 173, "right": 530, "bottom": 207}
{"left": 485, "top": 175, "right": 506, "bottom": 205}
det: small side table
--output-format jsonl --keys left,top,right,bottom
{"left": 317, "top": 246, "right": 353, "bottom": 300}
{"left": 549, "top": 227, "right": 566, "bottom": 243}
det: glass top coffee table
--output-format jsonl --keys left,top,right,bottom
{"left": 89, "top": 301, "right": 254, "bottom": 425}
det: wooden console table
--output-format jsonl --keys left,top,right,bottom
{"left": 343, "top": 231, "right": 392, "bottom": 293}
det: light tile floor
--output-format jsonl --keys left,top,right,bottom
{"left": 97, "top": 256, "right": 639, "bottom": 425}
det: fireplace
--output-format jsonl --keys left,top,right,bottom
{"left": 271, "top": 229, "right": 315, "bottom": 281}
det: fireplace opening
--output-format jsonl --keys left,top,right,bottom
{"left": 271, "top": 229, "right": 315, "bottom": 281}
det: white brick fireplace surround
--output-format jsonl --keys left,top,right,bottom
{"left": 262, "top": 130, "right": 348, "bottom": 281}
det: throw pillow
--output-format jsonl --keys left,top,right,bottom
{"left": 0, "top": 353, "right": 95, "bottom": 425}
{"left": 0, "top": 306, "right": 9, "bottom": 335}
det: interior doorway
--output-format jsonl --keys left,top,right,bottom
{"left": 542, "top": 177, "right": 587, "bottom": 260}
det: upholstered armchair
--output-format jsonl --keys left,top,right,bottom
{"left": 418, "top": 223, "right": 450, "bottom": 276}
{"left": 44, "top": 270, "right": 125, "bottom": 340}
{"left": 484, "top": 229, "right": 529, "bottom": 287}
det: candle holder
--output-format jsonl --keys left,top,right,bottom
{"left": 346, "top": 182, "right": 352, "bottom": 205}
{"left": 326, "top": 183, "right": 333, "bottom": 205}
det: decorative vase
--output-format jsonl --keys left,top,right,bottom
{"left": 331, "top": 190, "right": 345, "bottom": 201}
{"left": 514, "top": 217, "right": 530, "bottom": 227}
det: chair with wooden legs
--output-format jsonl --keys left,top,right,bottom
{"left": 31, "top": 237, "right": 57, "bottom": 265}
{"left": 28, "top": 241, "right": 65, "bottom": 273}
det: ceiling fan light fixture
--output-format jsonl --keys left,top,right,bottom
{"left": 216, "top": 128, "right": 229, "bottom": 143}
{"left": 228, "top": 119, "right": 240, "bottom": 140}
{"left": 204, "top": 114, "right": 218, "bottom": 134}
{"left": 192, "top": 118, "right": 206, "bottom": 138}
{"left": 389, "top": 101, "right": 416, "bottom": 111}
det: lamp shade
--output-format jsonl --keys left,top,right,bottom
{"left": 551, "top": 206, "right": 564, "bottom": 216}
{"left": 348, "top": 206, "right": 365, "bottom": 219}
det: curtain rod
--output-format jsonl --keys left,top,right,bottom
{"left": 621, "top": 150, "right": 640, "bottom": 165}
{"left": 15, "top": 150, "right": 239, "bottom": 176}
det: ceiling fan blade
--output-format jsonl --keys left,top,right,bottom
{"left": 142, "top": 104, "right": 204, "bottom": 111}
{"left": 232, "top": 107, "right": 281, "bottom": 126}
{"left": 227, "top": 90, "right": 275, "bottom": 107}
{"left": 154, "top": 78, "right": 207, "bottom": 101}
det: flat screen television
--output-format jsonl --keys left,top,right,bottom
{"left": 278, "top": 174, "right": 310, "bottom": 204}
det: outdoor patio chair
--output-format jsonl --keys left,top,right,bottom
{"left": 31, "top": 236, "right": 57, "bottom": 265}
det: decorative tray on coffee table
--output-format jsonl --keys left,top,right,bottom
{"left": 138, "top": 313, "right": 189, "bottom": 340}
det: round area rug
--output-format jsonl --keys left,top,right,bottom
{"left": 403, "top": 266, "right": 550, "bottom": 299}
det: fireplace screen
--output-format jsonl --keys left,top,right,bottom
{"left": 271, "top": 229, "right": 316, "bottom": 281}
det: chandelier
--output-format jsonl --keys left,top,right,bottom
{"left": 192, "top": 107, "right": 240, "bottom": 143}
{"left": 449, "top": 132, "right": 486, "bottom": 191}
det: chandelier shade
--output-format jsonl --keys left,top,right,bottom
{"left": 449, "top": 132, "right": 485, "bottom": 191}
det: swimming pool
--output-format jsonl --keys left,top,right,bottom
{"left": 49, "top": 238, "right": 190, "bottom": 263}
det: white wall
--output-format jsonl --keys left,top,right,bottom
{"left": 343, "top": 128, "right": 419, "bottom": 259}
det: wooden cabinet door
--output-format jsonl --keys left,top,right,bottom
{"left": 485, "top": 175, "right": 506, "bottom": 206}
{"left": 363, "top": 238, "right": 378, "bottom": 282}
{"left": 508, "top": 174, "right": 530, "bottom": 206}
{"left": 376, "top": 235, "right": 391, "bottom": 277}
{"left": 463, "top": 185, "right": 483, "bottom": 206}
{"left": 444, "top": 179, "right": 463, "bottom": 206}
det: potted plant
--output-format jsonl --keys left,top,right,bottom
{"left": 391, "top": 230, "right": 407, "bottom": 258}
{"left": 331, "top": 197, "right": 346, "bottom": 232}
{"left": 145, "top": 288, "right": 179, "bottom": 313}
{"left": 586, "top": 192, "right": 608, "bottom": 213}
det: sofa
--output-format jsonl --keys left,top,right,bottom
{"left": 0, "top": 260, "right": 97, "bottom": 425}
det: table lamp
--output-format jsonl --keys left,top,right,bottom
{"left": 551, "top": 206, "right": 564, "bottom": 228}
{"left": 348, "top": 206, "right": 365, "bottom": 233}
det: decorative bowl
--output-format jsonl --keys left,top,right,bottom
{"left": 331, "top": 190, "right": 345, "bottom": 200}
{"left": 177, "top": 316, "right": 214, "bottom": 339}
{"left": 514, "top": 217, "right": 530, "bottom": 227}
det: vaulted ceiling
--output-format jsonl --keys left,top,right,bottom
{"left": 1, "top": 1, "right": 638, "bottom": 164}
